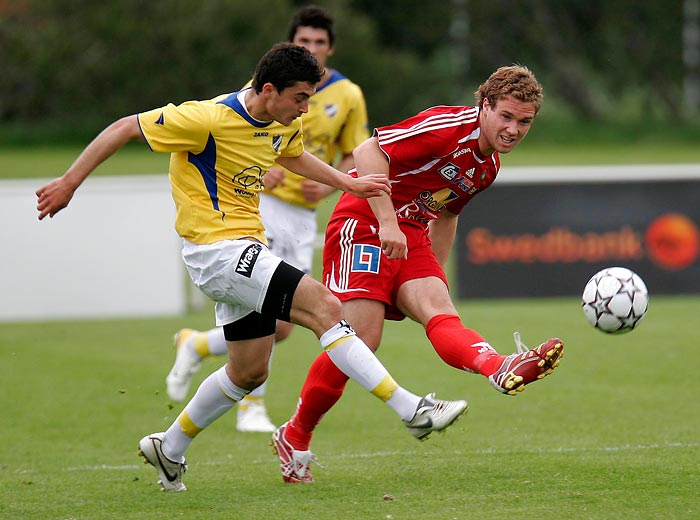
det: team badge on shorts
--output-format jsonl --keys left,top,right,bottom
{"left": 351, "top": 244, "right": 380, "bottom": 273}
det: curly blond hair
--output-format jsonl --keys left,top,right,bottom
{"left": 475, "top": 65, "right": 543, "bottom": 114}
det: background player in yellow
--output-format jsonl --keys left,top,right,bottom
{"left": 166, "top": 5, "right": 370, "bottom": 433}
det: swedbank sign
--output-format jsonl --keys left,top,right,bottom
{"left": 454, "top": 165, "right": 700, "bottom": 298}
{"left": 466, "top": 226, "right": 644, "bottom": 264}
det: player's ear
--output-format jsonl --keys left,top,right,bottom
{"left": 327, "top": 44, "right": 335, "bottom": 57}
{"left": 261, "top": 82, "right": 278, "bottom": 97}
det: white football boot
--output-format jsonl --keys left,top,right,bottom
{"left": 165, "top": 328, "right": 202, "bottom": 402}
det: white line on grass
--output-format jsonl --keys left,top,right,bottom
{"left": 56, "top": 440, "right": 700, "bottom": 473}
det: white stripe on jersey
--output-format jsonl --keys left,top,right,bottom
{"left": 379, "top": 106, "right": 478, "bottom": 138}
{"left": 378, "top": 107, "right": 479, "bottom": 145}
{"left": 395, "top": 157, "right": 442, "bottom": 178}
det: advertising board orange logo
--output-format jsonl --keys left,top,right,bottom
{"left": 645, "top": 213, "right": 699, "bottom": 270}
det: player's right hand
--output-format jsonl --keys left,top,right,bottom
{"left": 36, "top": 177, "right": 75, "bottom": 220}
{"left": 378, "top": 224, "right": 408, "bottom": 259}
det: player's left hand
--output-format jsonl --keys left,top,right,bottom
{"left": 301, "top": 180, "right": 337, "bottom": 203}
{"left": 36, "top": 177, "right": 75, "bottom": 220}
{"left": 263, "top": 166, "right": 286, "bottom": 190}
{"left": 346, "top": 174, "right": 391, "bottom": 199}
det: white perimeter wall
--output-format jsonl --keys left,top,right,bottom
{"left": 0, "top": 175, "right": 186, "bottom": 322}
{"left": 1, "top": 164, "right": 698, "bottom": 322}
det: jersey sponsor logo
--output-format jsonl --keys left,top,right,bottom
{"left": 438, "top": 162, "right": 476, "bottom": 193}
{"left": 351, "top": 244, "right": 381, "bottom": 273}
{"left": 438, "top": 162, "right": 460, "bottom": 181}
{"left": 324, "top": 104, "right": 338, "bottom": 118}
{"left": 452, "top": 148, "right": 470, "bottom": 159}
{"left": 395, "top": 200, "right": 425, "bottom": 222}
{"left": 254, "top": 131, "right": 269, "bottom": 137}
{"left": 272, "top": 135, "right": 283, "bottom": 153}
{"left": 236, "top": 243, "right": 262, "bottom": 278}
{"left": 233, "top": 188, "right": 255, "bottom": 198}
{"left": 419, "top": 188, "right": 459, "bottom": 211}
{"left": 233, "top": 166, "right": 263, "bottom": 190}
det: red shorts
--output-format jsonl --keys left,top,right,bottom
{"left": 322, "top": 217, "right": 448, "bottom": 320}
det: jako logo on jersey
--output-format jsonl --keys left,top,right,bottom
{"left": 351, "top": 244, "right": 380, "bottom": 273}
{"left": 438, "top": 162, "right": 460, "bottom": 181}
{"left": 236, "top": 243, "right": 262, "bottom": 278}
{"left": 324, "top": 104, "right": 338, "bottom": 117}
{"left": 272, "top": 135, "right": 283, "bottom": 152}
{"left": 254, "top": 132, "right": 269, "bottom": 137}
{"left": 155, "top": 113, "right": 164, "bottom": 125}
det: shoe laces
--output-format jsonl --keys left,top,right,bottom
{"left": 297, "top": 451, "right": 322, "bottom": 470}
{"left": 283, "top": 450, "right": 322, "bottom": 479}
{"left": 512, "top": 331, "right": 530, "bottom": 355}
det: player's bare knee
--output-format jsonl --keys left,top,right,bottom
{"left": 288, "top": 276, "right": 344, "bottom": 334}
{"left": 313, "top": 287, "right": 344, "bottom": 325}
{"left": 227, "top": 363, "right": 268, "bottom": 390}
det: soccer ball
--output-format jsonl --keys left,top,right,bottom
{"left": 581, "top": 267, "right": 649, "bottom": 334}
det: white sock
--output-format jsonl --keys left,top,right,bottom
{"left": 387, "top": 387, "right": 422, "bottom": 421}
{"left": 207, "top": 327, "right": 228, "bottom": 356}
{"left": 321, "top": 321, "right": 420, "bottom": 419}
{"left": 162, "top": 365, "right": 249, "bottom": 460}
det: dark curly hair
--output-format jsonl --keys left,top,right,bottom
{"left": 252, "top": 42, "right": 323, "bottom": 94}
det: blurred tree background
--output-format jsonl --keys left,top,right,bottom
{"left": 1, "top": 0, "right": 699, "bottom": 145}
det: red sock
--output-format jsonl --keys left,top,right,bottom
{"left": 286, "top": 352, "right": 349, "bottom": 450}
{"left": 425, "top": 314, "right": 503, "bottom": 376}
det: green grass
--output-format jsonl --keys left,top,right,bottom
{"left": 0, "top": 143, "right": 170, "bottom": 180}
{"left": 1, "top": 296, "right": 699, "bottom": 519}
{"left": 2, "top": 133, "right": 700, "bottom": 181}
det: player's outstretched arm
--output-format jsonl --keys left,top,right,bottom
{"left": 299, "top": 151, "right": 357, "bottom": 203}
{"left": 276, "top": 151, "right": 390, "bottom": 199}
{"left": 36, "top": 115, "right": 144, "bottom": 220}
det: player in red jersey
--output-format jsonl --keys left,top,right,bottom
{"left": 272, "top": 65, "right": 565, "bottom": 483}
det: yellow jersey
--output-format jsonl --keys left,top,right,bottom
{"left": 254, "top": 70, "right": 369, "bottom": 209}
{"left": 138, "top": 89, "right": 305, "bottom": 244}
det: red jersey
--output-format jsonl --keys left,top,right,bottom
{"left": 332, "top": 105, "right": 500, "bottom": 227}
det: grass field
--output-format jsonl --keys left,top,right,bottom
{"left": 3, "top": 137, "right": 699, "bottom": 518}
{"left": 1, "top": 296, "right": 699, "bottom": 519}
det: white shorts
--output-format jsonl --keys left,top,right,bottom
{"left": 182, "top": 239, "right": 283, "bottom": 326}
{"left": 259, "top": 194, "right": 316, "bottom": 274}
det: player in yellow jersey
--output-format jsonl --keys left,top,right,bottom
{"left": 36, "top": 42, "right": 468, "bottom": 491}
{"left": 165, "top": 6, "right": 371, "bottom": 433}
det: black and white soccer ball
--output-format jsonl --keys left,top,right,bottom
{"left": 581, "top": 267, "right": 649, "bottom": 334}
